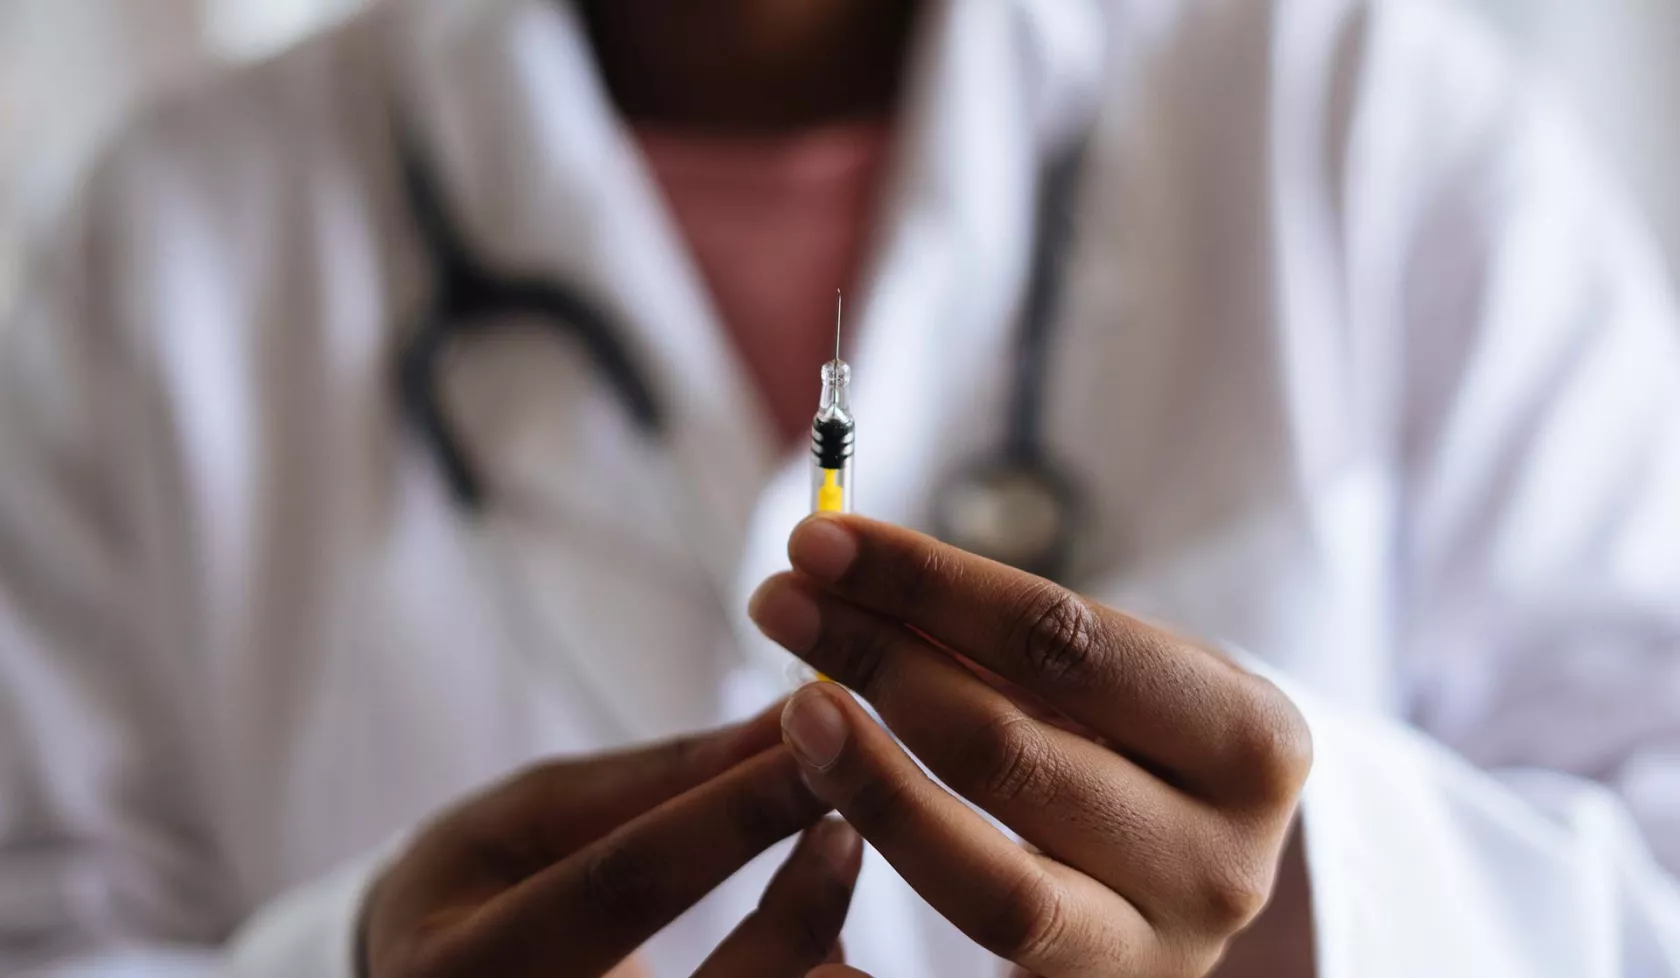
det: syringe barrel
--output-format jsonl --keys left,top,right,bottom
{"left": 811, "top": 414, "right": 854, "bottom": 513}
{"left": 811, "top": 455, "right": 854, "bottom": 514}
{"left": 811, "top": 359, "right": 855, "bottom": 513}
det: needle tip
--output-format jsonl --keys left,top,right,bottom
{"left": 834, "top": 291, "right": 844, "bottom": 363}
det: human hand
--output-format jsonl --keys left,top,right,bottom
{"left": 749, "top": 516, "right": 1312, "bottom": 977}
{"left": 361, "top": 705, "right": 863, "bottom": 978}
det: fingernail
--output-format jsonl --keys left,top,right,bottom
{"left": 749, "top": 579, "right": 822, "bottom": 653}
{"left": 812, "top": 817, "right": 862, "bottom": 875}
{"left": 789, "top": 517, "right": 859, "bottom": 583}
{"left": 782, "top": 687, "right": 849, "bottom": 771}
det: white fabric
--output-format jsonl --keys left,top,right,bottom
{"left": 225, "top": 846, "right": 387, "bottom": 978}
{"left": 1463, "top": 0, "right": 1680, "bottom": 280}
{"left": 0, "top": 0, "right": 1678, "bottom": 975}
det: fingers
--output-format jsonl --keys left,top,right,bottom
{"left": 479, "top": 700, "right": 789, "bottom": 862}
{"left": 780, "top": 683, "right": 1151, "bottom": 976}
{"left": 807, "top": 969, "right": 873, "bottom": 978}
{"left": 777, "top": 516, "right": 1312, "bottom": 805}
{"left": 693, "top": 819, "right": 864, "bottom": 978}
{"left": 755, "top": 579, "right": 1232, "bottom": 923}
{"left": 453, "top": 748, "right": 830, "bottom": 978}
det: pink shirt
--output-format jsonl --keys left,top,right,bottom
{"left": 633, "top": 122, "right": 893, "bottom": 447}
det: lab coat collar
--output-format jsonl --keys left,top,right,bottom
{"left": 388, "top": 0, "right": 783, "bottom": 739}
{"left": 386, "top": 0, "right": 1109, "bottom": 735}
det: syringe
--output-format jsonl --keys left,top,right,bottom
{"left": 811, "top": 291, "right": 855, "bottom": 514}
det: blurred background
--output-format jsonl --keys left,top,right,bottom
{"left": 1, "top": 0, "right": 1678, "bottom": 317}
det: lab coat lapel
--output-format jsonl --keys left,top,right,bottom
{"left": 392, "top": 0, "right": 778, "bottom": 739}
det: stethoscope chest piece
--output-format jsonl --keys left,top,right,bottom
{"left": 926, "top": 135, "right": 1094, "bottom": 585}
{"left": 931, "top": 452, "right": 1085, "bottom": 583}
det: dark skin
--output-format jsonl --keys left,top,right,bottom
{"left": 363, "top": 703, "right": 863, "bottom": 977}
{"left": 365, "top": 4, "right": 1317, "bottom": 975}
{"left": 751, "top": 517, "right": 1313, "bottom": 977}
{"left": 578, "top": 0, "right": 919, "bottom": 131}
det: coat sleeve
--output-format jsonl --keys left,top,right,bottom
{"left": 0, "top": 137, "right": 376, "bottom": 977}
{"left": 1317, "top": 0, "right": 1680, "bottom": 972}
{"left": 1381, "top": 10, "right": 1680, "bottom": 880}
{"left": 0, "top": 151, "right": 220, "bottom": 973}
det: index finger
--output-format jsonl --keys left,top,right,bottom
{"left": 786, "top": 515, "right": 1298, "bottom": 798}
{"left": 448, "top": 748, "right": 831, "bottom": 978}
{"left": 475, "top": 699, "right": 790, "bottom": 863}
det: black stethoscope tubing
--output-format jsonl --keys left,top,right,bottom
{"left": 393, "top": 116, "right": 665, "bottom": 511}
{"left": 394, "top": 114, "right": 1091, "bottom": 580}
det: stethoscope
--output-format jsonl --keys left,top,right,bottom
{"left": 395, "top": 117, "right": 1092, "bottom": 584}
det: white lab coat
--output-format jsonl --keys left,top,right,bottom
{"left": 2, "top": 0, "right": 1678, "bottom": 974}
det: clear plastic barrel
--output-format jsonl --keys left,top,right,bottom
{"left": 811, "top": 359, "right": 854, "bottom": 514}
{"left": 812, "top": 459, "right": 854, "bottom": 514}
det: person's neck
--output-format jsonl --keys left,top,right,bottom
{"left": 578, "top": 0, "right": 921, "bottom": 132}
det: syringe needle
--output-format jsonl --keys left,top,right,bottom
{"left": 835, "top": 289, "right": 843, "bottom": 363}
